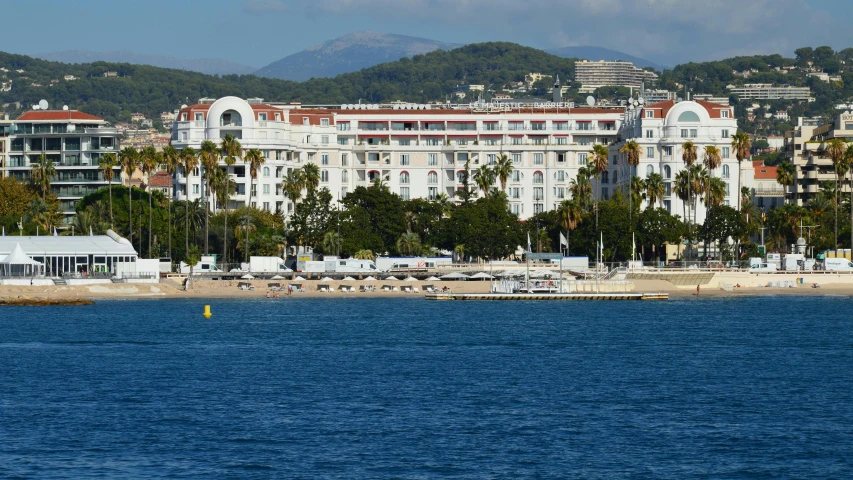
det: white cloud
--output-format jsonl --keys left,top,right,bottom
{"left": 244, "top": 0, "right": 851, "bottom": 64}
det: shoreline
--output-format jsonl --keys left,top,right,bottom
{"left": 2, "top": 278, "right": 853, "bottom": 301}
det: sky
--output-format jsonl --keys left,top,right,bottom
{"left": 3, "top": 0, "right": 853, "bottom": 69}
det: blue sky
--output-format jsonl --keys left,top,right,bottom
{"left": 4, "top": 0, "right": 853, "bottom": 68}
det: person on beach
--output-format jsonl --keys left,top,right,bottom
{"left": 696, "top": 284, "right": 700, "bottom": 296}
{"left": 265, "top": 291, "right": 270, "bottom": 298}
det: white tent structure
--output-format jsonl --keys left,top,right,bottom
{"left": 384, "top": 275, "right": 399, "bottom": 281}
{"left": 440, "top": 272, "right": 469, "bottom": 280}
{"left": 240, "top": 274, "right": 255, "bottom": 279}
{"left": 0, "top": 229, "right": 137, "bottom": 277}
{"left": 404, "top": 276, "right": 418, "bottom": 282}
{"left": 469, "top": 272, "right": 494, "bottom": 280}
{"left": 342, "top": 276, "right": 357, "bottom": 281}
{"left": 0, "top": 243, "right": 44, "bottom": 277}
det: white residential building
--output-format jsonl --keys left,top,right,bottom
{"left": 608, "top": 100, "right": 749, "bottom": 224}
{"left": 574, "top": 60, "right": 658, "bottom": 89}
{"left": 726, "top": 84, "right": 812, "bottom": 101}
{"left": 169, "top": 96, "right": 625, "bottom": 219}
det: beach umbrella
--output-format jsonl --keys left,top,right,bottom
{"left": 270, "top": 274, "right": 284, "bottom": 280}
{"left": 404, "top": 276, "right": 418, "bottom": 282}
{"left": 342, "top": 276, "right": 356, "bottom": 281}
{"left": 321, "top": 276, "right": 334, "bottom": 281}
{"left": 530, "top": 269, "right": 557, "bottom": 278}
{"left": 384, "top": 275, "right": 399, "bottom": 281}
{"left": 426, "top": 276, "right": 440, "bottom": 281}
{"left": 469, "top": 272, "right": 494, "bottom": 280}
{"left": 362, "top": 276, "right": 376, "bottom": 281}
{"left": 440, "top": 272, "right": 469, "bottom": 280}
{"left": 240, "top": 274, "right": 255, "bottom": 279}
{"left": 293, "top": 275, "right": 306, "bottom": 281}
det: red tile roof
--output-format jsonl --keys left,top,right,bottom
{"left": 148, "top": 172, "right": 173, "bottom": 188}
{"left": 754, "top": 165, "right": 778, "bottom": 180}
{"left": 16, "top": 110, "right": 104, "bottom": 122}
{"left": 641, "top": 99, "right": 732, "bottom": 119}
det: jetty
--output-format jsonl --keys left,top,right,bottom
{"left": 0, "top": 297, "right": 95, "bottom": 306}
{"left": 425, "top": 292, "right": 668, "bottom": 301}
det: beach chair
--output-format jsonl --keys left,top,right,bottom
{"left": 413, "top": 287, "right": 419, "bottom": 293}
{"left": 359, "top": 285, "right": 368, "bottom": 292}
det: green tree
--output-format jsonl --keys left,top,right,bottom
{"left": 589, "top": 144, "right": 609, "bottom": 231}
{"left": 776, "top": 160, "right": 795, "bottom": 204}
{"left": 30, "top": 154, "right": 56, "bottom": 201}
{"left": 243, "top": 148, "right": 265, "bottom": 261}
{"left": 199, "top": 140, "right": 220, "bottom": 254}
{"left": 119, "top": 146, "right": 139, "bottom": 244}
{"left": 161, "top": 145, "right": 179, "bottom": 258}
{"left": 682, "top": 141, "right": 698, "bottom": 224}
{"left": 288, "top": 188, "right": 334, "bottom": 250}
{"left": 493, "top": 153, "right": 513, "bottom": 192}
{"left": 826, "top": 138, "right": 847, "bottom": 252}
{"left": 620, "top": 140, "right": 642, "bottom": 221}
{"left": 140, "top": 146, "right": 160, "bottom": 256}
{"left": 557, "top": 199, "right": 582, "bottom": 255}
{"left": 396, "top": 231, "right": 422, "bottom": 255}
{"left": 180, "top": 147, "right": 199, "bottom": 256}
{"left": 302, "top": 162, "right": 321, "bottom": 194}
{"left": 99, "top": 152, "right": 118, "bottom": 228}
{"left": 644, "top": 172, "right": 665, "bottom": 209}
{"left": 472, "top": 164, "right": 495, "bottom": 198}
{"left": 731, "top": 131, "right": 751, "bottom": 212}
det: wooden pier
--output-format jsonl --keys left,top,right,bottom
{"left": 425, "top": 292, "right": 668, "bottom": 301}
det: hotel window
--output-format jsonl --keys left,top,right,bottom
{"left": 508, "top": 121, "right": 524, "bottom": 131}
{"left": 321, "top": 135, "right": 329, "bottom": 145}
{"left": 664, "top": 199, "right": 671, "bottom": 212}
{"left": 484, "top": 122, "right": 499, "bottom": 131}
{"left": 195, "top": 113, "right": 203, "bottom": 121}
{"left": 509, "top": 187, "right": 522, "bottom": 199}
{"left": 321, "top": 154, "right": 329, "bottom": 165}
{"left": 721, "top": 110, "right": 730, "bottom": 118}
{"left": 399, "top": 154, "right": 410, "bottom": 166}
{"left": 275, "top": 113, "right": 281, "bottom": 121}
{"left": 646, "top": 110, "right": 653, "bottom": 118}
{"left": 259, "top": 113, "right": 267, "bottom": 121}
{"left": 554, "top": 187, "right": 566, "bottom": 199}
{"left": 487, "top": 154, "right": 496, "bottom": 165}
{"left": 534, "top": 203, "right": 544, "bottom": 214}
{"left": 426, "top": 137, "right": 441, "bottom": 146}
{"left": 400, "top": 187, "right": 410, "bottom": 200}
{"left": 428, "top": 153, "right": 438, "bottom": 166}
{"left": 457, "top": 153, "right": 468, "bottom": 163}
{"left": 533, "top": 187, "right": 544, "bottom": 200}
{"left": 511, "top": 203, "right": 522, "bottom": 215}
{"left": 181, "top": 113, "right": 188, "bottom": 121}
{"left": 663, "top": 146, "right": 673, "bottom": 156}
{"left": 554, "top": 122, "right": 568, "bottom": 131}
{"left": 722, "top": 164, "right": 730, "bottom": 179}
{"left": 576, "top": 122, "right": 591, "bottom": 131}
{"left": 646, "top": 165, "right": 654, "bottom": 176}
{"left": 303, "top": 117, "right": 309, "bottom": 125}
{"left": 691, "top": 129, "right": 697, "bottom": 137}
{"left": 511, "top": 137, "right": 523, "bottom": 145}
{"left": 578, "top": 153, "right": 588, "bottom": 165}
{"left": 665, "top": 182, "right": 671, "bottom": 196}
{"left": 555, "top": 137, "right": 567, "bottom": 145}
{"left": 601, "top": 172, "right": 609, "bottom": 184}
{"left": 613, "top": 171, "right": 618, "bottom": 184}
{"left": 428, "top": 187, "right": 438, "bottom": 200}
{"left": 251, "top": 184, "right": 257, "bottom": 196}
{"left": 484, "top": 138, "right": 499, "bottom": 145}
{"left": 308, "top": 153, "right": 315, "bottom": 162}
{"left": 341, "top": 153, "right": 348, "bottom": 166}
{"left": 456, "top": 138, "right": 469, "bottom": 145}
{"left": 342, "top": 170, "right": 348, "bottom": 182}
{"left": 646, "top": 129, "right": 654, "bottom": 138}
{"left": 556, "top": 170, "right": 565, "bottom": 182}
{"left": 263, "top": 184, "right": 270, "bottom": 194}
{"left": 577, "top": 137, "right": 591, "bottom": 146}
{"left": 192, "top": 184, "right": 199, "bottom": 194}
{"left": 722, "top": 147, "right": 730, "bottom": 158}
{"left": 321, "top": 170, "right": 329, "bottom": 183}
{"left": 534, "top": 153, "right": 544, "bottom": 165}
{"left": 400, "top": 172, "right": 410, "bottom": 184}
{"left": 368, "top": 153, "right": 379, "bottom": 162}
{"left": 337, "top": 123, "right": 350, "bottom": 131}
{"left": 399, "top": 138, "right": 411, "bottom": 146}
{"left": 646, "top": 147, "right": 655, "bottom": 159}
{"left": 531, "top": 122, "right": 545, "bottom": 131}
{"left": 456, "top": 171, "right": 466, "bottom": 183}
{"left": 512, "top": 153, "right": 521, "bottom": 164}
{"left": 263, "top": 167, "right": 270, "bottom": 178}
{"left": 533, "top": 172, "right": 543, "bottom": 184}
{"left": 664, "top": 165, "right": 671, "bottom": 179}
{"left": 557, "top": 153, "right": 566, "bottom": 163}
{"left": 722, "top": 129, "right": 729, "bottom": 138}
{"left": 511, "top": 171, "right": 523, "bottom": 182}
{"left": 601, "top": 188, "right": 609, "bottom": 200}
{"left": 427, "top": 171, "right": 438, "bottom": 184}
{"left": 321, "top": 118, "right": 330, "bottom": 126}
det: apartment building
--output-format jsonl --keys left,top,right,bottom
{"left": 726, "top": 83, "right": 812, "bottom": 101}
{"left": 574, "top": 60, "right": 658, "bottom": 89}
{"left": 169, "top": 96, "right": 625, "bottom": 219}
{"left": 752, "top": 161, "right": 784, "bottom": 209}
{"left": 784, "top": 113, "right": 853, "bottom": 205}
{"left": 0, "top": 118, "right": 11, "bottom": 178}
{"left": 608, "top": 99, "right": 746, "bottom": 224}
{"left": 2, "top": 110, "right": 122, "bottom": 221}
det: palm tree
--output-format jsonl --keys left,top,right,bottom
{"left": 99, "top": 152, "right": 118, "bottom": 228}
{"left": 589, "top": 144, "right": 609, "bottom": 231}
{"left": 569, "top": 167, "right": 592, "bottom": 210}
{"left": 161, "top": 145, "right": 179, "bottom": 259}
{"left": 472, "top": 164, "right": 495, "bottom": 198}
{"left": 119, "top": 146, "right": 139, "bottom": 243}
{"left": 645, "top": 173, "right": 665, "bottom": 209}
{"left": 322, "top": 231, "right": 341, "bottom": 255}
{"left": 630, "top": 176, "right": 645, "bottom": 211}
{"left": 302, "top": 162, "right": 320, "bottom": 194}
{"left": 708, "top": 177, "right": 727, "bottom": 207}
{"left": 826, "top": 138, "right": 847, "bottom": 253}
{"left": 210, "top": 166, "right": 236, "bottom": 267}
{"left": 180, "top": 147, "right": 199, "bottom": 256}
{"left": 354, "top": 249, "right": 374, "bottom": 260}
{"left": 281, "top": 169, "right": 305, "bottom": 213}
{"left": 199, "top": 140, "right": 220, "bottom": 254}
{"left": 674, "top": 169, "right": 691, "bottom": 221}
{"left": 731, "top": 132, "right": 751, "bottom": 212}
{"left": 396, "top": 231, "right": 422, "bottom": 255}
{"left": 776, "top": 161, "right": 795, "bottom": 205}
{"left": 845, "top": 144, "right": 853, "bottom": 252}
{"left": 244, "top": 148, "right": 265, "bottom": 262}
{"left": 620, "top": 140, "right": 642, "bottom": 221}
{"left": 219, "top": 135, "right": 242, "bottom": 264}
{"left": 30, "top": 154, "right": 56, "bottom": 201}
{"left": 702, "top": 145, "right": 722, "bottom": 257}
{"left": 493, "top": 153, "right": 513, "bottom": 192}
{"left": 682, "top": 141, "right": 698, "bottom": 225}
{"left": 140, "top": 146, "right": 160, "bottom": 257}
{"left": 557, "top": 199, "right": 582, "bottom": 255}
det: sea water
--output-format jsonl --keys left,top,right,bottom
{"left": 1, "top": 296, "right": 852, "bottom": 478}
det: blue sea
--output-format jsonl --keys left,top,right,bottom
{"left": 2, "top": 296, "right": 852, "bottom": 478}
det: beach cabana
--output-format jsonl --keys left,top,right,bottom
{"left": 384, "top": 275, "right": 399, "bottom": 281}
{"left": 342, "top": 276, "right": 357, "bottom": 281}
{"left": 362, "top": 276, "right": 377, "bottom": 281}
{"left": 0, "top": 243, "right": 44, "bottom": 277}
{"left": 404, "top": 276, "right": 418, "bottom": 282}
{"left": 469, "top": 272, "right": 494, "bottom": 280}
{"left": 440, "top": 272, "right": 469, "bottom": 280}
{"left": 240, "top": 273, "right": 255, "bottom": 279}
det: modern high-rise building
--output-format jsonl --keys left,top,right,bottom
{"left": 574, "top": 60, "right": 658, "bottom": 89}
{"left": 784, "top": 113, "right": 853, "bottom": 205}
{"left": 726, "top": 84, "right": 812, "bottom": 101}
{"left": 2, "top": 110, "right": 122, "bottom": 221}
{"left": 169, "top": 96, "right": 625, "bottom": 219}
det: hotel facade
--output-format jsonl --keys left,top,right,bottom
{"left": 169, "top": 96, "right": 624, "bottom": 219}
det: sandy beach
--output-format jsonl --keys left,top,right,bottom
{"left": 2, "top": 277, "right": 853, "bottom": 301}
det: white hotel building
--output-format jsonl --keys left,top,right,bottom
{"left": 170, "top": 96, "right": 624, "bottom": 219}
{"left": 608, "top": 100, "right": 750, "bottom": 224}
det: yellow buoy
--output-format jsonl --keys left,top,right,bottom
{"left": 203, "top": 305, "right": 212, "bottom": 319}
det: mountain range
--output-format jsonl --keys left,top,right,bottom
{"left": 34, "top": 32, "right": 665, "bottom": 80}
{"left": 34, "top": 50, "right": 257, "bottom": 76}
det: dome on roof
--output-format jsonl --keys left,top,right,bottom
{"left": 664, "top": 100, "right": 712, "bottom": 126}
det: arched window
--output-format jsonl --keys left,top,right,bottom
{"left": 601, "top": 171, "right": 609, "bottom": 184}
{"left": 321, "top": 170, "right": 329, "bottom": 183}
{"left": 664, "top": 165, "right": 672, "bottom": 179}
{"left": 722, "top": 164, "right": 730, "bottom": 179}
{"left": 427, "top": 171, "right": 438, "bottom": 184}
{"left": 341, "top": 170, "right": 348, "bottom": 182}
{"left": 533, "top": 171, "right": 543, "bottom": 184}
{"left": 612, "top": 170, "right": 618, "bottom": 184}
{"left": 456, "top": 170, "right": 466, "bottom": 183}
{"left": 677, "top": 110, "right": 700, "bottom": 122}
{"left": 263, "top": 166, "right": 270, "bottom": 178}
{"left": 400, "top": 171, "right": 410, "bottom": 184}
{"left": 646, "top": 165, "right": 654, "bottom": 176}
{"left": 368, "top": 170, "right": 380, "bottom": 182}
{"left": 220, "top": 109, "right": 242, "bottom": 127}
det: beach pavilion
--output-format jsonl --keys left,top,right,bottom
{"left": 0, "top": 229, "right": 137, "bottom": 278}
{"left": 0, "top": 243, "right": 44, "bottom": 277}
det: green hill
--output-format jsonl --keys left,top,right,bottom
{"left": 0, "top": 43, "right": 576, "bottom": 124}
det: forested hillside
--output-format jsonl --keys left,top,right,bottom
{"left": 0, "top": 43, "right": 576, "bottom": 123}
